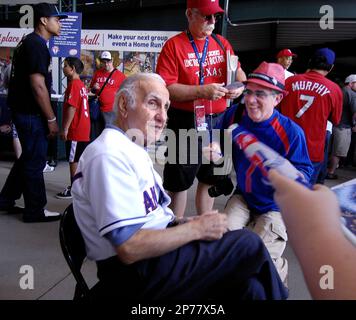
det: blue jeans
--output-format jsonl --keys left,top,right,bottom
{"left": 0, "top": 113, "right": 48, "bottom": 216}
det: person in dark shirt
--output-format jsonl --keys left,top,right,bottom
{"left": 0, "top": 3, "right": 67, "bottom": 222}
{"left": 326, "top": 74, "right": 356, "bottom": 179}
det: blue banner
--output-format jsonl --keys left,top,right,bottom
{"left": 49, "top": 12, "right": 82, "bottom": 58}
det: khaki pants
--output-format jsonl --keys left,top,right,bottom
{"left": 225, "top": 194, "right": 288, "bottom": 284}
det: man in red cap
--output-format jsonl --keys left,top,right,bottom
{"left": 216, "top": 62, "right": 313, "bottom": 285}
{"left": 156, "top": 0, "right": 246, "bottom": 218}
{"left": 276, "top": 48, "right": 297, "bottom": 79}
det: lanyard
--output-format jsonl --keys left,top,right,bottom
{"left": 187, "top": 30, "right": 209, "bottom": 85}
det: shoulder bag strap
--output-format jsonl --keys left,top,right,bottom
{"left": 211, "top": 33, "right": 226, "bottom": 54}
{"left": 97, "top": 69, "right": 116, "bottom": 97}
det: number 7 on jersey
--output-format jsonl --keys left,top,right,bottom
{"left": 295, "top": 94, "right": 315, "bottom": 118}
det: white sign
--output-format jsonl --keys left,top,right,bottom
{"left": 81, "top": 29, "right": 178, "bottom": 52}
{"left": 0, "top": 28, "right": 178, "bottom": 53}
{"left": 0, "top": 28, "right": 30, "bottom": 47}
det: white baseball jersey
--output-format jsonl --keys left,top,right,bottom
{"left": 284, "top": 69, "right": 294, "bottom": 79}
{"left": 71, "top": 127, "right": 175, "bottom": 261}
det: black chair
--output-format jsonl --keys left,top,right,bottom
{"left": 59, "top": 204, "right": 92, "bottom": 300}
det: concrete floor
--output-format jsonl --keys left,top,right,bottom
{"left": 0, "top": 154, "right": 355, "bottom": 300}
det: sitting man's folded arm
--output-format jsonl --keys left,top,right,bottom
{"left": 112, "top": 212, "right": 228, "bottom": 265}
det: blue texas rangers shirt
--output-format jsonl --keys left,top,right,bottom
{"left": 217, "top": 104, "right": 313, "bottom": 214}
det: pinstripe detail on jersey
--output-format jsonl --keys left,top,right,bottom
{"left": 99, "top": 216, "right": 150, "bottom": 233}
{"left": 72, "top": 171, "right": 83, "bottom": 183}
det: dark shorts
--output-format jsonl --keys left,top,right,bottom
{"left": 65, "top": 140, "right": 89, "bottom": 163}
{"left": 163, "top": 107, "right": 225, "bottom": 192}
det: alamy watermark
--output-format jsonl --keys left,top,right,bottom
{"left": 319, "top": 265, "right": 334, "bottom": 290}
{"left": 19, "top": 5, "right": 34, "bottom": 29}
{"left": 19, "top": 265, "right": 34, "bottom": 290}
{"left": 320, "top": 5, "right": 334, "bottom": 30}
{"left": 130, "top": 126, "right": 234, "bottom": 176}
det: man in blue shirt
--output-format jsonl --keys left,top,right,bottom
{"left": 0, "top": 3, "right": 67, "bottom": 222}
{"left": 216, "top": 62, "right": 313, "bottom": 285}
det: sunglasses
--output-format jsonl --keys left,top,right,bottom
{"left": 193, "top": 9, "right": 221, "bottom": 22}
{"left": 203, "top": 13, "right": 221, "bottom": 21}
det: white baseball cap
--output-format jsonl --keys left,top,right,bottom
{"left": 100, "top": 51, "right": 112, "bottom": 60}
{"left": 345, "top": 74, "right": 356, "bottom": 84}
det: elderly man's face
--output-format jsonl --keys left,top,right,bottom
{"left": 244, "top": 83, "right": 282, "bottom": 123}
{"left": 187, "top": 8, "right": 218, "bottom": 39}
{"left": 127, "top": 79, "right": 170, "bottom": 146}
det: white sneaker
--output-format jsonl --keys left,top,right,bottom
{"left": 43, "top": 163, "right": 55, "bottom": 173}
{"left": 23, "top": 209, "right": 61, "bottom": 222}
{"left": 44, "top": 209, "right": 61, "bottom": 217}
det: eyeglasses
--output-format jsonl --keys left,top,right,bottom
{"left": 243, "top": 89, "right": 276, "bottom": 100}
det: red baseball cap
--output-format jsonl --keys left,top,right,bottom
{"left": 246, "top": 62, "right": 288, "bottom": 95}
{"left": 187, "top": 0, "right": 224, "bottom": 16}
{"left": 276, "top": 48, "right": 297, "bottom": 59}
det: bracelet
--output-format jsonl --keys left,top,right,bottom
{"left": 47, "top": 117, "right": 56, "bottom": 123}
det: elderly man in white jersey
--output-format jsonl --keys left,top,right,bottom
{"left": 71, "top": 73, "right": 287, "bottom": 300}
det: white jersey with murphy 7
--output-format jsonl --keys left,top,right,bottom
{"left": 71, "top": 127, "right": 175, "bottom": 261}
